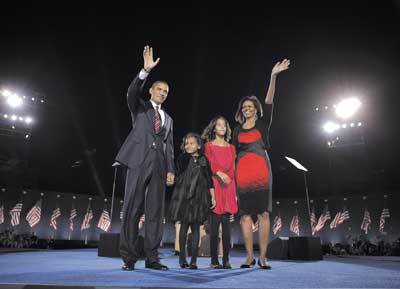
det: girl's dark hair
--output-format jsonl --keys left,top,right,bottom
{"left": 234, "top": 95, "right": 263, "bottom": 124}
{"left": 180, "top": 132, "right": 204, "bottom": 153}
{"left": 201, "top": 116, "right": 232, "bottom": 142}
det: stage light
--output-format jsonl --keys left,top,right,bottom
{"left": 324, "top": 106, "right": 328, "bottom": 110}
{"left": 2, "top": 90, "right": 12, "bottom": 97}
{"left": 25, "top": 117, "right": 33, "bottom": 124}
{"left": 41, "top": 99, "right": 44, "bottom": 103}
{"left": 11, "top": 126, "right": 15, "bottom": 129}
{"left": 350, "top": 123, "right": 355, "bottom": 127}
{"left": 358, "top": 122, "right": 362, "bottom": 127}
{"left": 25, "top": 134, "right": 29, "bottom": 139}
{"left": 323, "top": 121, "right": 339, "bottom": 133}
{"left": 6, "top": 93, "right": 23, "bottom": 108}
{"left": 327, "top": 141, "right": 331, "bottom": 146}
{"left": 335, "top": 97, "right": 361, "bottom": 119}
{"left": 315, "top": 107, "right": 319, "bottom": 111}
{"left": 31, "top": 97, "right": 35, "bottom": 101}
{"left": 3, "top": 114, "right": 8, "bottom": 119}
{"left": 18, "top": 117, "right": 23, "bottom": 121}
{"left": 342, "top": 124, "right": 347, "bottom": 128}
{"left": 11, "top": 115, "right": 17, "bottom": 121}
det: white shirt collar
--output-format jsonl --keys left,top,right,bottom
{"left": 150, "top": 99, "right": 161, "bottom": 110}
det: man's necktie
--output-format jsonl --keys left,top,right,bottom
{"left": 154, "top": 106, "right": 161, "bottom": 133}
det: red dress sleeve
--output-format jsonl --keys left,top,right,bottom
{"left": 204, "top": 143, "right": 224, "bottom": 175}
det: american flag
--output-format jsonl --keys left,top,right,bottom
{"left": 50, "top": 207, "right": 61, "bottom": 230}
{"left": 69, "top": 205, "right": 77, "bottom": 231}
{"left": 9, "top": 203, "right": 23, "bottom": 227}
{"left": 361, "top": 209, "right": 371, "bottom": 234}
{"left": 330, "top": 212, "right": 341, "bottom": 229}
{"left": 26, "top": 200, "right": 42, "bottom": 228}
{"left": 379, "top": 208, "right": 390, "bottom": 233}
{"left": 272, "top": 215, "right": 282, "bottom": 235}
{"left": 252, "top": 220, "right": 259, "bottom": 233}
{"left": 338, "top": 207, "right": 350, "bottom": 225}
{"left": 138, "top": 214, "right": 145, "bottom": 229}
{"left": 0, "top": 204, "right": 4, "bottom": 225}
{"left": 310, "top": 207, "right": 317, "bottom": 235}
{"left": 97, "top": 209, "right": 111, "bottom": 232}
{"left": 290, "top": 214, "right": 300, "bottom": 236}
{"left": 314, "top": 207, "right": 331, "bottom": 234}
{"left": 81, "top": 205, "right": 93, "bottom": 231}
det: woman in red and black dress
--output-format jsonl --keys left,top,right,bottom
{"left": 233, "top": 59, "right": 290, "bottom": 269}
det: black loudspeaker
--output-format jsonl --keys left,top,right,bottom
{"left": 98, "top": 233, "right": 120, "bottom": 257}
{"left": 288, "top": 237, "right": 323, "bottom": 260}
{"left": 267, "top": 237, "right": 289, "bottom": 259}
{"left": 49, "top": 239, "right": 97, "bottom": 249}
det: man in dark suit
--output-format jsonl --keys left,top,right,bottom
{"left": 116, "top": 46, "right": 175, "bottom": 271}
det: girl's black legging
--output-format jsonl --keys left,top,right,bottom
{"left": 210, "top": 213, "right": 231, "bottom": 264}
{"left": 179, "top": 222, "right": 200, "bottom": 265}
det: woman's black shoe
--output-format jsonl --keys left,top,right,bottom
{"left": 257, "top": 259, "right": 272, "bottom": 270}
{"left": 222, "top": 262, "right": 232, "bottom": 269}
{"left": 189, "top": 263, "right": 198, "bottom": 270}
{"left": 240, "top": 259, "right": 255, "bottom": 268}
{"left": 211, "top": 263, "right": 223, "bottom": 269}
{"left": 180, "top": 262, "right": 189, "bottom": 269}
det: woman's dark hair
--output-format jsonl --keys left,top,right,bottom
{"left": 180, "top": 132, "right": 204, "bottom": 153}
{"left": 201, "top": 116, "right": 232, "bottom": 142}
{"left": 234, "top": 95, "right": 263, "bottom": 124}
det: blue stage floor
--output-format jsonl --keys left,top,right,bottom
{"left": 0, "top": 248, "right": 399, "bottom": 289}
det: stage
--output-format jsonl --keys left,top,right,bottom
{"left": 0, "top": 248, "right": 399, "bottom": 289}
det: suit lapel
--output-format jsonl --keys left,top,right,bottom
{"left": 144, "top": 102, "right": 155, "bottom": 133}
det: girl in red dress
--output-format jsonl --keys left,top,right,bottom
{"left": 202, "top": 116, "right": 238, "bottom": 269}
{"left": 233, "top": 59, "right": 290, "bottom": 269}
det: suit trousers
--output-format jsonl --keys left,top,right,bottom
{"left": 119, "top": 147, "right": 166, "bottom": 265}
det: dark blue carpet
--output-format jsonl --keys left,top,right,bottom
{"left": 0, "top": 248, "right": 399, "bottom": 288}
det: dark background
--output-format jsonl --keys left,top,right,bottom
{"left": 1, "top": 3, "right": 399, "bottom": 203}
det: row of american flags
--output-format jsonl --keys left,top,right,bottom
{"left": 0, "top": 198, "right": 391, "bottom": 237}
{"left": 247, "top": 205, "right": 391, "bottom": 237}
{"left": 0, "top": 200, "right": 112, "bottom": 233}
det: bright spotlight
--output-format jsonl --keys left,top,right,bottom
{"left": 350, "top": 123, "right": 355, "bottom": 127}
{"left": 25, "top": 134, "right": 29, "bottom": 139}
{"left": 11, "top": 126, "right": 15, "bottom": 129}
{"left": 335, "top": 98, "right": 361, "bottom": 119}
{"left": 7, "top": 93, "right": 23, "bottom": 108}
{"left": 2, "top": 90, "right": 11, "bottom": 97}
{"left": 25, "top": 117, "right": 33, "bottom": 124}
{"left": 342, "top": 124, "right": 347, "bottom": 128}
{"left": 315, "top": 107, "right": 319, "bottom": 111}
{"left": 18, "top": 117, "right": 23, "bottom": 121}
{"left": 4, "top": 114, "right": 8, "bottom": 118}
{"left": 11, "top": 115, "right": 17, "bottom": 121}
{"left": 358, "top": 122, "right": 362, "bottom": 127}
{"left": 323, "top": 121, "right": 339, "bottom": 133}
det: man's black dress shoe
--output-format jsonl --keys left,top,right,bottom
{"left": 145, "top": 261, "right": 169, "bottom": 270}
{"left": 121, "top": 263, "right": 135, "bottom": 271}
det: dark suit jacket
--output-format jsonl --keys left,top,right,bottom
{"left": 115, "top": 72, "right": 175, "bottom": 174}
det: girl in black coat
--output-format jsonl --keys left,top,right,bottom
{"left": 169, "top": 133, "right": 215, "bottom": 269}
